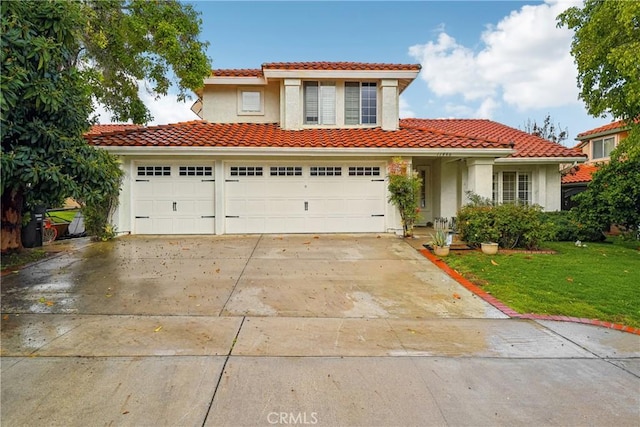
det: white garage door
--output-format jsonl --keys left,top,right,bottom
{"left": 133, "top": 164, "right": 215, "bottom": 234}
{"left": 225, "top": 163, "right": 386, "bottom": 233}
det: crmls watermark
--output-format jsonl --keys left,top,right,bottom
{"left": 267, "top": 411, "right": 319, "bottom": 425}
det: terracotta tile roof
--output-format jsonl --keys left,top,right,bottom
{"left": 212, "top": 69, "right": 263, "bottom": 77}
{"left": 561, "top": 164, "right": 599, "bottom": 184}
{"left": 86, "top": 124, "right": 143, "bottom": 135}
{"left": 262, "top": 62, "right": 422, "bottom": 72}
{"left": 86, "top": 121, "right": 511, "bottom": 150}
{"left": 400, "top": 118, "right": 585, "bottom": 159}
{"left": 576, "top": 119, "right": 630, "bottom": 139}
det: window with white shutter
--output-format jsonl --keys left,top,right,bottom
{"left": 304, "top": 81, "right": 335, "bottom": 125}
{"left": 237, "top": 89, "right": 264, "bottom": 115}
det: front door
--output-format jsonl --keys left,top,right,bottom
{"left": 415, "top": 166, "right": 432, "bottom": 225}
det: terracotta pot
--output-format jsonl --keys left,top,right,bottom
{"left": 433, "top": 245, "right": 450, "bottom": 257}
{"left": 481, "top": 242, "right": 499, "bottom": 255}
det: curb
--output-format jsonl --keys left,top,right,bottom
{"left": 419, "top": 248, "right": 640, "bottom": 336}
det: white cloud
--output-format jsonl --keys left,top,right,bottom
{"left": 474, "top": 97, "right": 500, "bottom": 119}
{"left": 409, "top": 0, "right": 581, "bottom": 113}
{"left": 93, "top": 81, "right": 199, "bottom": 125}
{"left": 399, "top": 96, "right": 415, "bottom": 118}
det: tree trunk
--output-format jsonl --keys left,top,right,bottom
{"left": 1, "top": 188, "right": 24, "bottom": 254}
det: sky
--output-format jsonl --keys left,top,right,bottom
{"left": 95, "top": 0, "right": 612, "bottom": 145}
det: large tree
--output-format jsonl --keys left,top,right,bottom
{"left": 558, "top": 0, "right": 640, "bottom": 236}
{"left": 557, "top": 0, "right": 640, "bottom": 121}
{"left": 1, "top": 0, "right": 210, "bottom": 253}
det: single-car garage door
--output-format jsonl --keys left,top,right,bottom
{"left": 225, "top": 163, "right": 386, "bottom": 233}
{"left": 133, "top": 164, "right": 215, "bottom": 234}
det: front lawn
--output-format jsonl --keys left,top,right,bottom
{"left": 443, "top": 240, "right": 640, "bottom": 328}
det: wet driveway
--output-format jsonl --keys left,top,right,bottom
{"left": 0, "top": 234, "right": 505, "bottom": 318}
{"left": 1, "top": 235, "right": 638, "bottom": 426}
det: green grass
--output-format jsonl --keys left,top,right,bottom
{"left": 444, "top": 240, "right": 640, "bottom": 328}
{"left": 47, "top": 209, "right": 79, "bottom": 223}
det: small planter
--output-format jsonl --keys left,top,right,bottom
{"left": 481, "top": 242, "right": 499, "bottom": 255}
{"left": 433, "top": 245, "right": 450, "bottom": 257}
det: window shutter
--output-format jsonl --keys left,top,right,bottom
{"left": 242, "top": 91, "right": 261, "bottom": 112}
{"left": 319, "top": 82, "right": 336, "bottom": 125}
{"left": 345, "top": 82, "right": 360, "bottom": 125}
{"left": 304, "top": 82, "right": 319, "bottom": 124}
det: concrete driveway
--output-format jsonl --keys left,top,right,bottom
{"left": 1, "top": 234, "right": 638, "bottom": 426}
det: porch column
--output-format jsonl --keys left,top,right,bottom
{"left": 466, "top": 158, "right": 494, "bottom": 202}
{"left": 440, "top": 160, "right": 459, "bottom": 219}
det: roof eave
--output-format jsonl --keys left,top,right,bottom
{"left": 96, "top": 146, "right": 514, "bottom": 157}
{"left": 576, "top": 126, "right": 629, "bottom": 141}
{"left": 496, "top": 156, "right": 587, "bottom": 164}
{"left": 204, "top": 76, "right": 268, "bottom": 85}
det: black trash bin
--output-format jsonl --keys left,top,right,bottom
{"left": 21, "top": 206, "right": 46, "bottom": 248}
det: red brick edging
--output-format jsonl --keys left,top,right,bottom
{"left": 419, "top": 248, "right": 640, "bottom": 336}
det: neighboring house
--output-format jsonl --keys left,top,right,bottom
{"left": 86, "top": 62, "right": 585, "bottom": 236}
{"left": 561, "top": 119, "right": 631, "bottom": 210}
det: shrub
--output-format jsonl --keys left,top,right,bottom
{"left": 387, "top": 158, "right": 422, "bottom": 237}
{"left": 540, "top": 211, "right": 605, "bottom": 242}
{"left": 457, "top": 194, "right": 554, "bottom": 250}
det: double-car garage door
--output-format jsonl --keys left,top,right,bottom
{"left": 133, "top": 162, "right": 386, "bottom": 234}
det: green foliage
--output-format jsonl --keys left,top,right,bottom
{"left": 1, "top": 0, "right": 209, "bottom": 251}
{"left": 457, "top": 194, "right": 554, "bottom": 250}
{"left": 387, "top": 158, "right": 422, "bottom": 237}
{"left": 82, "top": 0, "right": 211, "bottom": 123}
{"left": 540, "top": 211, "right": 605, "bottom": 242}
{"left": 558, "top": 1, "right": 640, "bottom": 121}
{"left": 571, "top": 129, "right": 640, "bottom": 238}
{"left": 430, "top": 229, "right": 448, "bottom": 247}
{"left": 1, "top": 0, "right": 123, "bottom": 252}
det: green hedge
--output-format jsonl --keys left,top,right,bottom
{"left": 457, "top": 199, "right": 554, "bottom": 250}
{"left": 540, "top": 211, "right": 605, "bottom": 242}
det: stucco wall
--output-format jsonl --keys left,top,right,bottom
{"left": 201, "top": 82, "right": 280, "bottom": 123}
{"left": 202, "top": 79, "right": 396, "bottom": 130}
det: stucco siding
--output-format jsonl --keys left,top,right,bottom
{"left": 201, "top": 82, "right": 280, "bottom": 123}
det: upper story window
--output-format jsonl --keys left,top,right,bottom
{"left": 592, "top": 136, "right": 615, "bottom": 159}
{"left": 237, "top": 89, "right": 264, "bottom": 115}
{"left": 345, "top": 82, "right": 377, "bottom": 125}
{"left": 304, "top": 81, "right": 336, "bottom": 125}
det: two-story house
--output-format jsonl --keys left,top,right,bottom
{"left": 86, "top": 62, "right": 585, "bottom": 235}
{"left": 561, "top": 119, "right": 631, "bottom": 210}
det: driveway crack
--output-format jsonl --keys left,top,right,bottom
{"left": 201, "top": 315, "right": 246, "bottom": 427}
{"left": 218, "top": 235, "right": 262, "bottom": 317}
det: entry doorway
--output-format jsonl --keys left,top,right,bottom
{"left": 415, "top": 166, "right": 432, "bottom": 226}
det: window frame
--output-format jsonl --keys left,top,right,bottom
{"left": 237, "top": 88, "right": 265, "bottom": 116}
{"left": 344, "top": 81, "right": 378, "bottom": 125}
{"left": 303, "top": 81, "right": 336, "bottom": 125}
{"left": 492, "top": 171, "right": 532, "bottom": 205}
{"left": 591, "top": 136, "right": 615, "bottom": 160}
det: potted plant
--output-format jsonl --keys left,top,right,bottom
{"left": 431, "top": 229, "right": 450, "bottom": 257}
{"left": 481, "top": 242, "right": 499, "bottom": 255}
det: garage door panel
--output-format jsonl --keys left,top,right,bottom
{"left": 225, "top": 163, "right": 386, "bottom": 234}
{"left": 265, "top": 216, "right": 306, "bottom": 233}
{"left": 265, "top": 198, "right": 304, "bottom": 214}
{"left": 133, "top": 164, "right": 215, "bottom": 234}
{"left": 265, "top": 181, "right": 306, "bottom": 197}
